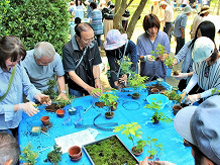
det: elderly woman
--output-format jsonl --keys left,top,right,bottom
{"left": 182, "top": 36, "right": 219, "bottom": 104}
{"left": 0, "top": 36, "right": 50, "bottom": 135}
{"left": 137, "top": 14, "right": 170, "bottom": 81}
{"left": 103, "top": 29, "right": 138, "bottom": 89}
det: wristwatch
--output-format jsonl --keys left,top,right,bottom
{"left": 61, "top": 90, "right": 67, "bottom": 94}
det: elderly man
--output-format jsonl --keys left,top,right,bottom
{"left": 0, "top": 132, "right": 20, "bottom": 165}
{"left": 159, "top": 1, "right": 174, "bottom": 41}
{"left": 62, "top": 23, "right": 102, "bottom": 97}
{"left": 22, "top": 42, "right": 67, "bottom": 100}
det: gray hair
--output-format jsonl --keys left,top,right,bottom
{"left": 34, "top": 42, "right": 55, "bottom": 59}
{"left": 0, "top": 132, "right": 20, "bottom": 165}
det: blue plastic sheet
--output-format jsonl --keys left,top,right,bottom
{"left": 18, "top": 81, "right": 194, "bottom": 164}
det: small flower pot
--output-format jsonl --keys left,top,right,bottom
{"left": 41, "top": 116, "right": 50, "bottom": 126}
{"left": 131, "top": 93, "right": 140, "bottom": 99}
{"left": 56, "top": 109, "right": 65, "bottom": 118}
{"left": 105, "top": 112, "right": 114, "bottom": 119}
{"left": 150, "top": 88, "right": 160, "bottom": 94}
{"left": 157, "top": 78, "right": 163, "bottom": 85}
{"left": 68, "top": 107, "right": 76, "bottom": 115}
{"left": 111, "top": 102, "right": 118, "bottom": 111}
{"left": 131, "top": 146, "right": 143, "bottom": 156}
{"left": 68, "top": 145, "right": 82, "bottom": 161}
{"left": 172, "top": 104, "right": 182, "bottom": 115}
{"left": 31, "top": 126, "right": 41, "bottom": 136}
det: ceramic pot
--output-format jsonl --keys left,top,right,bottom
{"left": 41, "top": 116, "right": 50, "bottom": 126}
{"left": 56, "top": 109, "right": 65, "bottom": 118}
{"left": 111, "top": 102, "right": 118, "bottom": 111}
{"left": 172, "top": 105, "right": 182, "bottom": 115}
{"left": 132, "top": 93, "right": 140, "bottom": 99}
{"left": 68, "top": 146, "right": 82, "bottom": 161}
{"left": 131, "top": 146, "right": 143, "bottom": 156}
{"left": 105, "top": 112, "right": 114, "bottom": 119}
{"left": 151, "top": 88, "right": 160, "bottom": 94}
{"left": 68, "top": 107, "right": 76, "bottom": 115}
{"left": 31, "top": 126, "right": 41, "bottom": 136}
{"left": 157, "top": 78, "right": 163, "bottom": 85}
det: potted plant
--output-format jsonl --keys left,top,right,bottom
{"left": 156, "top": 78, "right": 163, "bottom": 85}
{"left": 163, "top": 90, "right": 182, "bottom": 103}
{"left": 47, "top": 145, "right": 62, "bottom": 165}
{"left": 150, "top": 43, "right": 168, "bottom": 61}
{"left": 164, "top": 56, "right": 175, "bottom": 68}
{"left": 56, "top": 109, "right": 65, "bottom": 118}
{"left": 172, "top": 104, "right": 183, "bottom": 115}
{"left": 145, "top": 102, "right": 172, "bottom": 124}
{"left": 146, "top": 137, "right": 164, "bottom": 160}
{"left": 20, "top": 143, "right": 38, "bottom": 165}
{"left": 113, "top": 122, "right": 146, "bottom": 156}
{"left": 68, "top": 145, "right": 82, "bottom": 161}
{"left": 99, "top": 92, "right": 118, "bottom": 119}
{"left": 128, "top": 74, "right": 148, "bottom": 99}
{"left": 43, "top": 79, "right": 57, "bottom": 99}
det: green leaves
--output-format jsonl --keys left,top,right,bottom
{"left": 128, "top": 74, "right": 148, "bottom": 92}
{"left": 20, "top": 143, "right": 38, "bottom": 165}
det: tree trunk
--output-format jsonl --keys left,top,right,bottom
{"left": 217, "top": 0, "right": 220, "bottom": 15}
{"left": 113, "top": 0, "right": 127, "bottom": 30}
{"left": 126, "top": 0, "right": 148, "bottom": 39}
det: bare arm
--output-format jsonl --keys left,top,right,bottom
{"left": 57, "top": 76, "right": 67, "bottom": 100}
{"left": 93, "top": 65, "right": 102, "bottom": 93}
{"left": 180, "top": 27, "right": 185, "bottom": 39}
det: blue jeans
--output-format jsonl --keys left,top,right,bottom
{"left": 175, "top": 37, "right": 185, "bottom": 55}
{"left": 69, "top": 88, "right": 89, "bottom": 97}
{"left": 95, "top": 35, "right": 101, "bottom": 47}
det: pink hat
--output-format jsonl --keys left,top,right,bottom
{"left": 103, "top": 29, "right": 127, "bottom": 50}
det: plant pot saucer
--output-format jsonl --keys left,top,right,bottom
{"left": 70, "top": 152, "right": 83, "bottom": 161}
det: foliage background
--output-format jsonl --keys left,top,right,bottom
{"left": 0, "top": 0, "right": 70, "bottom": 54}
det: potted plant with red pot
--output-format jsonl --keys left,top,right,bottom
{"left": 114, "top": 122, "right": 146, "bottom": 156}
{"left": 56, "top": 109, "right": 65, "bottom": 118}
{"left": 128, "top": 74, "right": 148, "bottom": 99}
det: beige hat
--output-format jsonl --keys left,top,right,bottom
{"left": 183, "top": 5, "right": 193, "bottom": 14}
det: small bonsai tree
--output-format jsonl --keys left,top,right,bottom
{"left": 47, "top": 145, "right": 62, "bottom": 165}
{"left": 113, "top": 122, "right": 146, "bottom": 154}
{"left": 163, "top": 90, "right": 182, "bottom": 103}
{"left": 20, "top": 143, "right": 38, "bottom": 165}
{"left": 43, "top": 79, "right": 57, "bottom": 99}
{"left": 118, "top": 56, "right": 135, "bottom": 75}
{"left": 99, "top": 92, "right": 119, "bottom": 116}
{"left": 128, "top": 74, "right": 148, "bottom": 97}
{"left": 164, "top": 56, "right": 175, "bottom": 68}
{"left": 145, "top": 102, "right": 172, "bottom": 124}
{"left": 146, "top": 137, "right": 164, "bottom": 160}
{"left": 150, "top": 43, "right": 167, "bottom": 60}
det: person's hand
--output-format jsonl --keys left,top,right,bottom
{"left": 94, "top": 78, "right": 103, "bottom": 94}
{"left": 34, "top": 92, "right": 51, "bottom": 105}
{"left": 57, "top": 92, "right": 68, "bottom": 101}
{"left": 139, "top": 157, "right": 175, "bottom": 165}
{"left": 173, "top": 73, "right": 188, "bottom": 80}
{"left": 146, "top": 55, "right": 155, "bottom": 62}
{"left": 186, "top": 94, "right": 200, "bottom": 104}
{"left": 118, "top": 74, "right": 127, "bottom": 85}
{"left": 87, "top": 86, "right": 101, "bottom": 98}
{"left": 180, "top": 92, "right": 187, "bottom": 101}
{"left": 158, "top": 55, "right": 165, "bottom": 62}
{"left": 173, "top": 58, "right": 178, "bottom": 65}
{"left": 18, "top": 102, "right": 39, "bottom": 116}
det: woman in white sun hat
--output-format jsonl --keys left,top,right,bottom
{"left": 181, "top": 36, "right": 219, "bottom": 104}
{"left": 103, "top": 29, "right": 138, "bottom": 89}
{"left": 140, "top": 95, "right": 220, "bottom": 165}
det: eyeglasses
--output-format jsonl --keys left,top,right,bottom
{"left": 204, "top": 66, "right": 210, "bottom": 78}
{"left": 81, "top": 37, "right": 95, "bottom": 44}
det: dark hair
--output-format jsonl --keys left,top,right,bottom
{"left": 189, "top": 21, "right": 215, "bottom": 49}
{"left": 75, "top": 23, "right": 94, "bottom": 38}
{"left": 75, "top": 17, "right": 81, "bottom": 24}
{"left": 208, "top": 48, "right": 218, "bottom": 65}
{"left": 110, "top": 4, "right": 115, "bottom": 9}
{"left": 190, "top": 143, "right": 217, "bottom": 165}
{"left": 90, "top": 1, "right": 97, "bottom": 9}
{"left": 143, "top": 14, "right": 160, "bottom": 37}
{"left": 0, "top": 36, "right": 26, "bottom": 70}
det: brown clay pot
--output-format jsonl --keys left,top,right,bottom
{"left": 131, "top": 146, "right": 143, "bottom": 156}
{"left": 172, "top": 105, "right": 182, "bottom": 115}
{"left": 132, "top": 93, "right": 140, "bottom": 99}
{"left": 68, "top": 145, "right": 82, "bottom": 161}
{"left": 105, "top": 112, "right": 114, "bottom": 119}
{"left": 151, "top": 88, "right": 160, "bottom": 94}
{"left": 41, "top": 116, "right": 50, "bottom": 126}
{"left": 111, "top": 102, "right": 118, "bottom": 111}
{"left": 56, "top": 109, "right": 65, "bottom": 118}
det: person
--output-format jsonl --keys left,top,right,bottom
{"left": 89, "top": 2, "right": 104, "bottom": 47}
{"left": 85, "top": 0, "right": 98, "bottom": 18}
{"left": 70, "top": 17, "right": 82, "bottom": 39}
{"left": 0, "top": 132, "right": 20, "bottom": 165}
{"left": 74, "top": 0, "right": 85, "bottom": 20}
{"left": 62, "top": 23, "right": 102, "bottom": 97}
{"left": 103, "top": 29, "right": 138, "bottom": 89}
{"left": 22, "top": 42, "right": 67, "bottom": 100}
{"left": 105, "top": 0, "right": 112, "bottom": 7}
{"left": 0, "top": 36, "right": 50, "bottom": 134}
{"left": 173, "top": 5, "right": 193, "bottom": 55}
{"left": 137, "top": 14, "right": 170, "bottom": 81}
{"left": 140, "top": 95, "right": 220, "bottom": 165}
{"left": 151, "top": 0, "right": 165, "bottom": 30}
{"left": 102, "top": 4, "right": 114, "bottom": 39}
{"left": 173, "top": 21, "right": 216, "bottom": 92}
{"left": 190, "top": 5, "right": 210, "bottom": 39}
{"left": 181, "top": 36, "right": 219, "bottom": 104}
{"left": 122, "top": 9, "right": 130, "bottom": 31}
{"left": 159, "top": 1, "right": 174, "bottom": 41}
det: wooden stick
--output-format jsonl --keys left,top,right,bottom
{"left": 41, "top": 130, "right": 49, "bottom": 136}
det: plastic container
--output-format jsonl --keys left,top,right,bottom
{"left": 75, "top": 106, "right": 83, "bottom": 126}
{"left": 146, "top": 94, "right": 169, "bottom": 109}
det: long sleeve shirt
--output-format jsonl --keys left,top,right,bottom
{"left": 0, "top": 63, "right": 39, "bottom": 130}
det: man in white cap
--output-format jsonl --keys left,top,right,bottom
{"left": 140, "top": 95, "right": 220, "bottom": 165}
{"left": 173, "top": 5, "right": 193, "bottom": 55}
{"left": 159, "top": 1, "right": 174, "bottom": 41}
{"left": 182, "top": 36, "right": 219, "bottom": 104}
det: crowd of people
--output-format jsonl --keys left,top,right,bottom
{"left": 0, "top": 0, "right": 220, "bottom": 164}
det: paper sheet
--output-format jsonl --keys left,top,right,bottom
{"left": 55, "top": 129, "right": 96, "bottom": 153}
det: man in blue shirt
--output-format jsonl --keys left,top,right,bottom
{"left": 174, "top": 5, "right": 192, "bottom": 55}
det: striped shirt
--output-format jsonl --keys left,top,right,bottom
{"left": 90, "top": 9, "right": 103, "bottom": 35}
